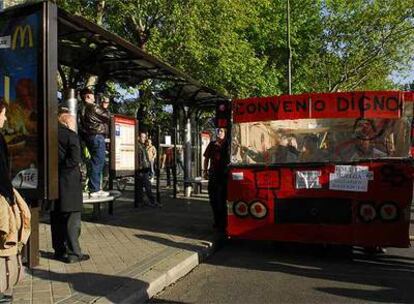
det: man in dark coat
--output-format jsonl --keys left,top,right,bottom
{"left": 136, "top": 131, "right": 160, "bottom": 207}
{"left": 50, "top": 108, "right": 90, "bottom": 263}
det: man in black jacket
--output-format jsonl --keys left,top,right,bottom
{"left": 79, "top": 88, "right": 111, "bottom": 198}
{"left": 137, "top": 131, "right": 160, "bottom": 207}
{"left": 51, "top": 108, "right": 90, "bottom": 263}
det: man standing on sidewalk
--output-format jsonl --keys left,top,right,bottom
{"left": 203, "top": 128, "right": 229, "bottom": 232}
{"left": 146, "top": 138, "right": 157, "bottom": 182}
{"left": 78, "top": 88, "right": 111, "bottom": 198}
{"left": 52, "top": 108, "right": 90, "bottom": 263}
{"left": 137, "top": 131, "right": 160, "bottom": 207}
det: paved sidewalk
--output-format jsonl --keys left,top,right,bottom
{"left": 13, "top": 190, "right": 217, "bottom": 304}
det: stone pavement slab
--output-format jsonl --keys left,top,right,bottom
{"left": 14, "top": 191, "right": 217, "bottom": 304}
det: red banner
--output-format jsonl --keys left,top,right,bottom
{"left": 233, "top": 91, "right": 408, "bottom": 123}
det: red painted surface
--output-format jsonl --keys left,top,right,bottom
{"left": 226, "top": 162, "right": 413, "bottom": 247}
{"left": 114, "top": 115, "right": 136, "bottom": 125}
{"left": 233, "top": 91, "right": 410, "bottom": 123}
{"left": 227, "top": 91, "right": 414, "bottom": 247}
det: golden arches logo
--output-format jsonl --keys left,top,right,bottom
{"left": 12, "top": 25, "right": 33, "bottom": 50}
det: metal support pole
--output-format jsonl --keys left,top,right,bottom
{"left": 156, "top": 125, "right": 161, "bottom": 203}
{"left": 287, "top": 0, "right": 292, "bottom": 95}
{"left": 27, "top": 205, "right": 40, "bottom": 268}
{"left": 195, "top": 110, "right": 202, "bottom": 177}
{"left": 184, "top": 107, "right": 192, "bottom": 197}
{"left": 134, "top": 122, "right": 140, "bottom": 207}
{"left": 173, "top": 106, "right": 178, "bottom": 198}
{"left": 65, "top": 88, "right": 78, "bottom": 132}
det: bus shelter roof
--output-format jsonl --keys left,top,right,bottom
{"left": 57, "top": 8, "right": 228, "bottom": 108}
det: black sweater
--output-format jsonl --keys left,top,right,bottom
{"left": 0, "top": 133, "right": 14, "bottom": 203}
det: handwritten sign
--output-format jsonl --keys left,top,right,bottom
{"left": 329, "top": 165, "right": 373, "bottom": 192}
{"left": 295, "top": 170, "right": 321, "bottom": 189}
{"left": 233, "top": 91, "right": 406, "bottom": 123}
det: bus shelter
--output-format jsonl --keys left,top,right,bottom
{"left": 0, "top": 0, "right": 228, "bottom": 267}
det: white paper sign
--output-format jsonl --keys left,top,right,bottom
{"left": 296, "top": 170, "right": 321, "bottom": 189}
{"left": 329, "top": 165, "right": 373, "bottom": 192}
{"left": 115, "top": 123, "right": 135, "bottom": 171}
{"left": 232, "top": 172, "right": 244, "bottom": 180}
{"left": 0, "top": 36, "right": 10, "bottom": 48}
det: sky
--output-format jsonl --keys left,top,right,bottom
{"left": 391, "top": 66, "right": 414, "bottom": 85}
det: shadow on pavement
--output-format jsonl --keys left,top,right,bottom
{"left": 80, "top": 192, "right": 214, "bottom": 241}
{"left": 31, "top": 268, "right": 149, "bottom": 303}
{"left": 149, "top": 299, "right": 188, "bottom": 304}
{"left": 207, "top": 240, "right": 414, "bottom": 303}
{"left": 135, "top": 234, "right": 212, "bottom": 252}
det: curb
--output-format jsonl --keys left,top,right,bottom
{"left": 94, "top": 236, "right": 220, "bottom": 304}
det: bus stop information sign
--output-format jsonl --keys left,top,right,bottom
{"left": 110, "top": 115, "right": 137, "bottom": 177}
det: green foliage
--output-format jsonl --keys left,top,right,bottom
{"left": 315, "top": 0, "right": 414, "bottom": 92}
{"left": 23, "top": 0, "right": 414, "bottom": 98}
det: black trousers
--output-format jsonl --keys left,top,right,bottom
{"left": 207, "top": 174, "right": 227, "bottom": 229}
{"left": 50, "top": 211, "right": 82, "bottom": 257}
{"left": 166, "top": 166, "right": 176, "bottom": 186}
{"left": 136, "top": 171, "right": 155, "bottom": 205}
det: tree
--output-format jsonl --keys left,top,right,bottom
{"left": 18, "top": 0, "right": 414, "bottom": 98}
{"left": 314, "top": 0, "right": 414, "bottom": 92}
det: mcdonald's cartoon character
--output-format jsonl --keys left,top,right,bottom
{"left": 12, "top": 24, "right": 33, "bottom": 50}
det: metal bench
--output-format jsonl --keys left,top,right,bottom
{"left": 82, "top": 190, "right": 122, "bottom": 217}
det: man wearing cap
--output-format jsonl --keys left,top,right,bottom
{"left": 78, "top": 88, "right": 111, "bottom": 198}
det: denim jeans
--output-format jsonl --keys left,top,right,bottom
{"left": 85, "top": 134, "right": 105, "bottom": 193}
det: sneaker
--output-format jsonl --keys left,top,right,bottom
{"left": 90, "top": 190, "right": 110, "bottom": 198}
{"left": 98, "top": 190, "right": 110, "bottom": 197}
{"left": 89, "top": 191, "right": 101, "bottom": 198}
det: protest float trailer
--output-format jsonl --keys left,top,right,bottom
{"left": 226, "top": 91, "right": 414, "bottom": 248}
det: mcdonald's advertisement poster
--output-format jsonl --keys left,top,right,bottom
{"left": 0, "top": 11, "right": 40, "bottom": 189}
